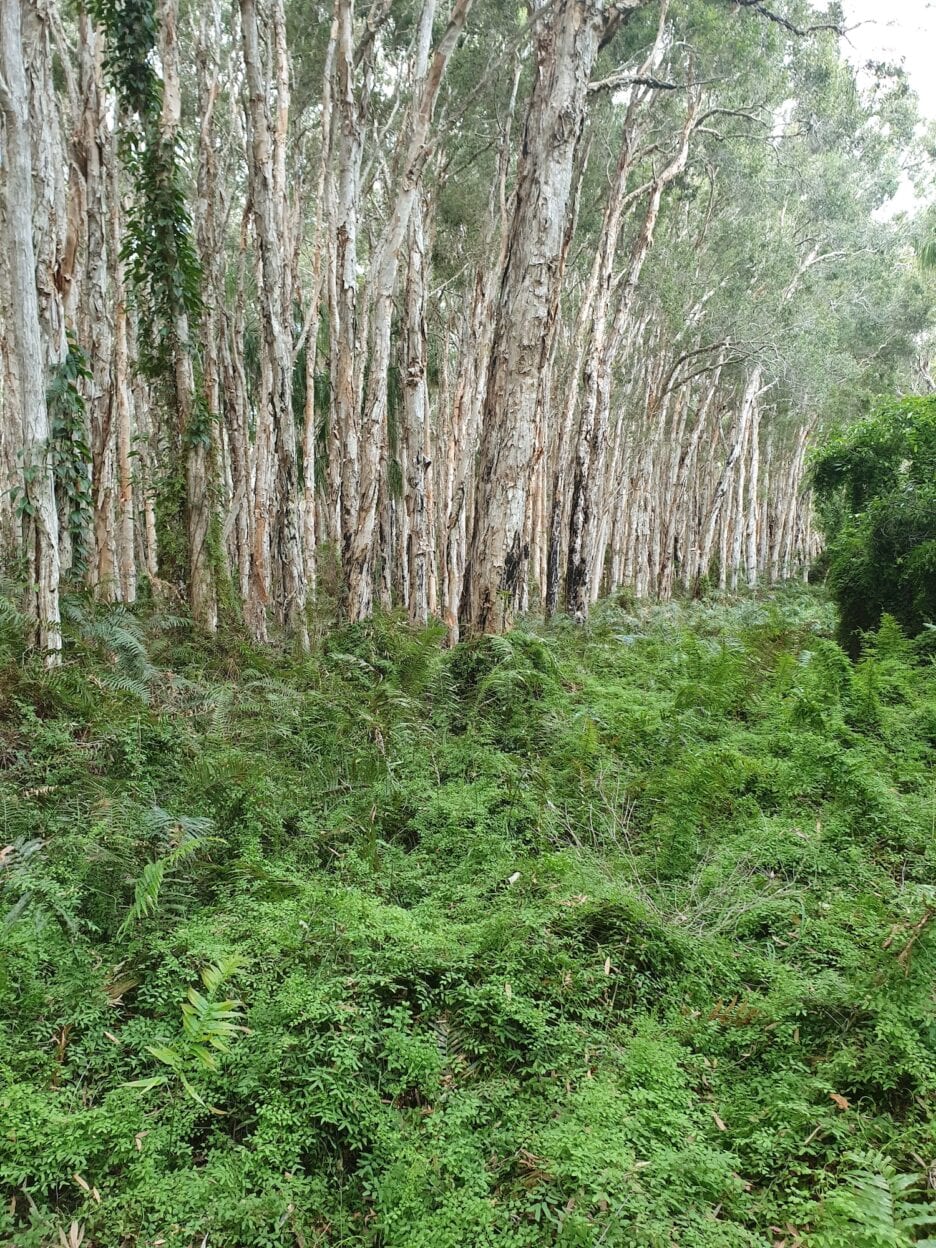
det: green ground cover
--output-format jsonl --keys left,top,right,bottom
{"left": 1, "top": 586, "right": 935, "bottom": 1246}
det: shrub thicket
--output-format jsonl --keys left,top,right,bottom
{"left": 811, "top": 396, "right": 936, "bottom": 656}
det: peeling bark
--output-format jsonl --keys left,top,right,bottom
{"left": 0, "top": 0, "right": 61, "bottom": 659}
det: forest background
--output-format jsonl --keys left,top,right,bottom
{"left": 1, "top": 0, "right": 935, "bottom": 652}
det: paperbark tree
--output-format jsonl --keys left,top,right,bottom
{"left": 566, "top": 92, "right": 699, "bottom": 621}
{"left": 156, "top": 0, "right": 218, "bottom": 631}
{"left": 0, "top": 0, "right": 62, "bottom": 660}
{"left": 342, "top": 0, "right": 471, "bottom": 621}
{"left": 74, "top": 13, "right": 118, "bottom": 598}
{"left": 463, "top": 0, "right": 649, "bottom": 634}
{"left": 401, "top": 194, "right": 435, "bottom": 625}
{"left": 241, "top": 0, "right": 308, "bottom": 646}
{"left": 0, "top": 0, "right": 918, "bottom": 642}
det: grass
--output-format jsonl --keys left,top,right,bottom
{"left": 1, "top": 584, "right": 935, "bottom": 1246}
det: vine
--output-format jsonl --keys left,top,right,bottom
{"left": 89, "top": 0, "right": 218, "bottom": 620}
{"left": 89, "top": 0, "right": 204, "bottom": 381}
{"left": 47, "top": 333, "right": 93, "bottom": 576}
{"left": 11, "top": 336, "right": 93, "bottom": 578}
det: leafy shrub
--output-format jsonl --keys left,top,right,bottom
{"left": 812, "top": 396, "right": 936, "bottom": 654}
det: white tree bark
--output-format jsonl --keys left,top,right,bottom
{"left": 158, "top": 0, "right": 217, "bottom": 630}
{"left": 696, "top": 367, "right": 762, "bottom": 588}
{"left": 241, "top": 0, "right": 308, "bottom": 646}
{"left": 744, "top": 400, "right": 761, "bottom": 587}
{"left": 343, "top": 0, "right": 471, "bottom": 621}
{"left": 402, "top": 194, "right": 435, "bottom": 625}
{"left": 0, "top": 0, "right": 61, "bottom": 660}
{"left": 566, "top": 101, "right": 698, "bottom": 621}
{"left": 464, "top": 0, "right": 616, "bottom": 634}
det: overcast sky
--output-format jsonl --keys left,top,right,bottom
{"left": 839, "top": 0, "right": 935, "bottom": 212}
{"left": 841, "top": 0, "right": 936, "bottom": 116}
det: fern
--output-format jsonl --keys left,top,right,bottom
{"left": 813, "top": 1153, "right": 936, "bottom": 1247}
{"left": 61, "top": 598, "right": 157, "bottom": 701}
{"left": 128, "top": 956, "right": 249, "bottom": 1105}
{"left": 118, "top": 808, "right": 214, "bottom": 934}
{"left": 118, "top": 841, "right": 201, "bottom": 935}
{"left": 1, "top": 835, "right": 81, "bottom": 934}
{"left": 142, "top": 804, "right": 214, "bottom": 845}
{"left": 181, "top": 955, "right": 250, "bottom": 1068}
{"left": 0, "top": 586, "right": 29, "bottom": 660}
{"left": 430, "top": 1013, "right": 476, "bottom": 1078}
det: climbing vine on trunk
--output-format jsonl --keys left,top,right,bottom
{"left": 90, "top": 0, "right": 217, "bottom": 628}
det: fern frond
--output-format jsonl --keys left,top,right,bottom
{"left": 815, "top": 1152, "right": 936, "bottom": 1247}
{"left": 118, "top": 838, "right": 204, "bottom": 935}
{"left": 62, "top": 599, "right": 157, "bottom": 701}
{"left": 142, "top": 805, "right": 214, "bottom": 847}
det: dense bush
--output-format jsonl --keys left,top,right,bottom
{"left": 1, "top": 587, "right": 935, "bottom": 1246}
{"left": 811, "top": 396, "right": 936, "bottom": 655}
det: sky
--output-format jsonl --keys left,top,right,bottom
{"left": 840, "top": 0, "right": 935, "bottom": 213}
{"left": 841, "top": 0, "right": 936, "bottom": 116}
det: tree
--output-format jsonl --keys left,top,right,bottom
{"left": 91, "top": 0, "right": 218, "bottom": 631}
{"left": 0, "top": 0, "right": 931, "bottom": 644}
{"left": 0, "top": 0, "right": 61, "bottom": 661}
{"left": 463, "top": 0, "right": 652, "bottom": 634}
{"left": 812, "top": 396, "right": 936, "bottom": 655}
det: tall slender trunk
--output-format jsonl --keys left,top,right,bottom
{"left": 464, "top": 0, "right": 619, "bottom": 635}
{"left": 77, "top": 13, "right": 116, "bottom": 597}
{"left": 114, "top": 292, "right": 135, "bottom": 602}
{"left": 440, "top": 60, "right": 519, "bottom": 644}
{"left": 744, "top": 402, "right": 760, "bottom": 586}
{"left": 344, "top": 0, "right": 471, "bottom": 620}
{"left": 220, "top": 215, "right": 252, "bottom": 601}
{"left": 0, "top": 212, "right": 23, "bottom": 551}
{"left": 441, "top": 270, "right": 494, "bottom": 644}
{"left": 696, "top": 367, "right": 761, "bottom": 588}
{"left": 566, "top": 99, "right": 698, "bottom": 622}
{"left": 0, "top": 0, "right": 61, "bottom": 660}
{"left": 333, "top": 0, "right": 366, "bottom": 615}
{"left": 729, "top": 414, "right": 748, "bottom": 591}
{"left": 241, "top": 0, "right": 308, "bottom": 645}
{"left": 299, "top": 13, "right": 338, "bottom": 593}
{"left": 158, "top": 0, "right": 217, "bottom": 629}
{"left": 402, "top": 194, "right": 434, "bottom": 624}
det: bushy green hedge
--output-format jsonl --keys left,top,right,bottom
{"left": 812, "top": 396, "right": 936, "bottom": 655}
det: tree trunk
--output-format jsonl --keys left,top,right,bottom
{"left": 566, "top": 99, "right": 699, "bottom": 622}
{"left": 158, "top": 0, "right": 217, "bottom": 630}
{"left": 744, "top": 401, "right": 760, "bottom": 586}
{"left": 241, "top": 0, "right": 308, "bottom": 645}
{"left": 333, "top": 0, "right": 366, "bottom": 616}
{"left": 440, "top": 60, "right": 519, "bottom": 644}
{"left": 463, "top": 0, "right": 616, "bottom": 635}
{"left": 696, "top": 367, "right": 761, "bottom": 588}
{"left": 402, "top": 194, "right": 434, "bottom": 625}
{"left": 77, "top": 13, "right": 117, "bottom": 597}
{"left": 343, "top": 0, "right": 471, "bottom": 621}
{"left": 298, "top": 12, "right": 338, "bottom": 594}
{"left": 0, "top": 0, "right": 61, "bottom": 660}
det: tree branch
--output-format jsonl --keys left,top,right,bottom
{"left": 729, "top": 0, "right": 843, "bottom": 38}
{"left": 589, "top": 73, "right": 679, "bottom": 94}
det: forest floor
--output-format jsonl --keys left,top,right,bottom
{"left": 1, "top": 586, "right": 935, "bottom": 1247}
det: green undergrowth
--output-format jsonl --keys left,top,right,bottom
{"left": 1, "top": 585, "right": 935, "bottom": 1247}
